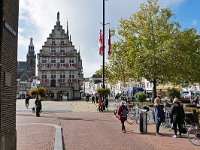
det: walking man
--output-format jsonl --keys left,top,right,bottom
{"left": 25, "top": 94, "right": 30, "bottom": 109}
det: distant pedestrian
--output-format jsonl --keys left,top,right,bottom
{"left": 170, "top": 98, "right": 185, "bottom": 138}
{"left": 117, "top": 101, "right": 128, "bottom": 133}
{"left": 105, "top": 98, "right": 108, "bottom": 109}
{"left": 92, "top": 95, "right": 95, "bottom": 103}
{"left": 104, "top": 97, "right": 108, "bottom": 109}
{"left": 35, "top": 95, "right": 42, "bottom": 117}
{"left": 153, "top": 97, "right": 165, "bottom": 136}
{"left": 98, "top": 97, "right": 103, "bottom": 112}
{"left": 95, "top": 94, "right": 99, "bottom": 104}
{"left": 25, "top": 94, "right": 30, "bottom": 108}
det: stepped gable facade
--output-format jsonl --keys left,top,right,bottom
{"left": 37, "top": 12, "right": 83, "bottom": 100}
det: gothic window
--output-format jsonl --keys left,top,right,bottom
{"left": 42, "top": 74, "right": 47, "bottom": 83}
{"left": 42, "top": 75, "right": 47, "bottom": 79}
{"left": 69, "top": 59, "right": 74, "bottom": 66}
{"left": 69, "top": 74, "right": 74, "bottom": 79}
{"left": 51, "top": 74, "right": 56, "bottom": 80}
{"left": 52, "top": 40, "right": 56, "bottom": 45}
{"left": 69, "top": 74, "right": 75, "bottom": 83}
{"left": 60, "top": 74, "right": 65, "bottom": 83}
{"left": 61, "top": 41, "right": 64, "bottom": 46}
{"left": 51, "top": 59, "right": 56, "bottom": 66}
{"left": 60, "top": 49, "right": 65, "bottom": 56}
{"left": 42, "top": 59, "right": 47, "bottom": 66}
{"left": 60, "top": 59, "right": 65, "bottom": 67}
{"left": 51, "top": 49, "right": 56, "bottom": 56}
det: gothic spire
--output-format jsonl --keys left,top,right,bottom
{"left": 30, "top": 37, "right": 33, "bottom": 45}
{"left": 28, "top": 37, "right": 35, "bottom": 56}
{"left": 56, "top": 12, "right": 60, "bottom": 26}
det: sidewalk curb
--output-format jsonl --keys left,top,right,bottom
{"left": 17, "top": 123, "right": 63, "bottom": 150}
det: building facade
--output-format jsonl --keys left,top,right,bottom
{"left": 0, "top": 0, "right": 19, "bottom": 149}
{"left": 37, "top": 12, "right": 83, "bottom": 100}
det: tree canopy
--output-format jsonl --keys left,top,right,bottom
{"left": 107, "top": 0, "right": 200, "bottom": 99}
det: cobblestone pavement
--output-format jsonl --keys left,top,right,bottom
{"left": 16, "top": 99, "right": 199, "bottom": 150}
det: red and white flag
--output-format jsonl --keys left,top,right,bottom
{"left": 108, "top": 28, "right": 111, "bottom": 56}
{"left": 98, "top": 29, "right": 103, "bottom": 56}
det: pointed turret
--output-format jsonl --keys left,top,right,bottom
{"left": 28, "top": 38, "right": 35, "bottom": 56}
{"left": 56, "top": 11, "right": 60, "bottom": 27}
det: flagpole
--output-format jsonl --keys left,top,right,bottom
{"left": 102, "top": 0, "right": 105, "bottom": 90}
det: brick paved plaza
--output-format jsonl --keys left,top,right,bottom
{"left": 16, "top": 99, "right": 199, "bottom": 150}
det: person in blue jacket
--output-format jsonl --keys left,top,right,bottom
{"left": 154, "top": 97, "right": 165, "bottom": 136}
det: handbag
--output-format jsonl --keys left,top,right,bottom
{"left": 179, "top": 124, "right": 187, "bottom": 134}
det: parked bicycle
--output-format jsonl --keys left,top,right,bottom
{"left": 188, "top": 123, "right": 200, "bottom": 146}
{"left": 127, "top": 107, "right": 150, "bottom": 124}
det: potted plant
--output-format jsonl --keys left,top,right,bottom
{"left": 29, "top": 87, "right": 46, "bottom": 99}
{"left": 135, "top": 91, "right": 147, "bottom": 104}
{"left": 96, "top": 88, "right": 110, "bottom": 98}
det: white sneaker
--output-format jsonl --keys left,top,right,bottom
{"left": 156, "top": 133, "right": 162, "bottom": 137}
{"left": 172, "top": 135, "right": 177, "bottom": 138}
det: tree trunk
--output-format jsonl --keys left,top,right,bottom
{"left": 152, "top": 79, "right": 157, "bottom": 101}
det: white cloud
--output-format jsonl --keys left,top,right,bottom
{"left": 18, "top": 0, "right": 185, "bottom": 77}
{"left": 192, "top": 19, "right": 198, "bottom": 26}
{"left": 158, "top": 0, "right": 186, "bottom": 7}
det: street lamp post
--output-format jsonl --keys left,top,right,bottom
{"left": 0, "top": 0, "right": 4, "bottom": 133}
{"left": 102, "top": 0, "right": 105, "bottom": 89}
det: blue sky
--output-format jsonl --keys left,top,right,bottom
{"left": 18, "top": 0, "right": 200, "bottom": 77}
{"left": 171, "top": 0, "right": 200, "bottom": 32}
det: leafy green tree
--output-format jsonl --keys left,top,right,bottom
{"left": 108, "top": 0, "right": 200, "bottom": 100}
{"left": 97, "top": 88, "right": 110, "bottom": 98}
{"left": 166, "top": 88, "right": 180, "bottom": 102}
{"left": 107, "top": 41, "right": 132, "bottom": 86}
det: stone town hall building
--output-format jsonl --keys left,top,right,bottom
{"left": 37, "top": 12, "right": 83, "bottom": 100}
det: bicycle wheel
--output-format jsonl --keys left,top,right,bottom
{"left": 188, "top": 127, "right": 200, "bottom": 146}
{"left": 127, "top": 112, "right": 137, "bottom": 124}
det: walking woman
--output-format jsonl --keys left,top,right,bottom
{"left": 154, "top": 97, "right": 165, "bottom": 136}
{"left": 170, "top": 98, "right": 185, "bottom": 138}
{"left": 118, "top": 101, "right": 129, "bottom": 133}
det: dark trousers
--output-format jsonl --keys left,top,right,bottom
{"left": 25, "top": 102, "right": 29, "bottom": 108}
{"left": 173, "top": 122, "right": 182, "bottom": 135}
{"left": 156, "top": 122, "right": 161, "bottom": 134}
{"left": 98, "top": 106, "right": 103, "bottom": 112}
{"left": 121, "top": 120, "right": 125, "bottom": 131}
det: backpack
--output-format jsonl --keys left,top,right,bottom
{"left": 121, "top": 107, "right": 127, "bottom": 117}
